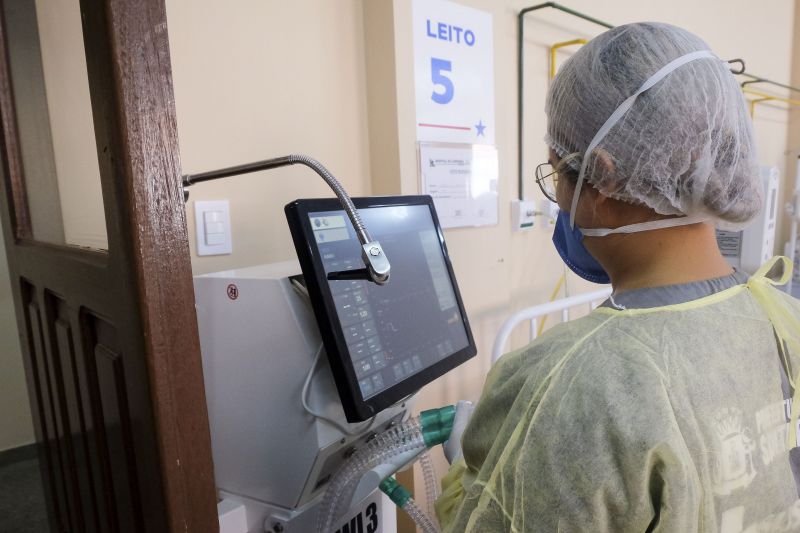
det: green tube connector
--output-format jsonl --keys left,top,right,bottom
{"left": 420, "top": 405, "right": 456, "bottom": 447}
{"left": 379, "top": 476, "right": 411, "bottom": 508}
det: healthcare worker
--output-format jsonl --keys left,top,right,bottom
{"left": 436, "top": 22, "right": 800, "bottom": 532}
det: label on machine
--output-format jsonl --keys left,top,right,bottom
{"left": 716, "top": 230, "right": 742, "bottom": 258}
{"left": 332, "top": 490, "right": 391, "bottom": 533}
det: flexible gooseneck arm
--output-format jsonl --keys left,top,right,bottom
{"left": 182, "top": 154, "right": 390, "bottom": 284}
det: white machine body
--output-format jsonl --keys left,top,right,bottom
{"left": 194, "top": 261, "right": 404, "bottom": 533}
{"left": 717, "top": 166, "right": 780, "bottom": 274}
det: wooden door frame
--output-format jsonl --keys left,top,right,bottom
{"left": 0, "top": 0, "right": 217, "bottom": 530}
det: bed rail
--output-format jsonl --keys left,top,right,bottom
{"left": 491, "top": 287, "right": 612, "bottom": 364}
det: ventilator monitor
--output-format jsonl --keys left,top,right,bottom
{"left": 286, "top": 196, "right": 476, "bottom": 422}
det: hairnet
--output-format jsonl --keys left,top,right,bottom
{"left": 545, "top": 22, "right": 761, "bottom": 230}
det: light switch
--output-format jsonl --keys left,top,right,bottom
{"left": 194, "top": 200, "right": 232, "bottom": 256}
{"left": 204, "top": 210, "right": 222, "bottom": 222}
{"left": 205, "top": 232, "right": 225, "bottom": 246}
{"left": 205, "top": 221, "right": 225, "bottom": 236}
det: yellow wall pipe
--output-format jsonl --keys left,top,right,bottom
{"left": 536, "top": 273, "right": 566, "bottom": 336}
{"left": 743, "top": 87, "right": 800, "bottom": 118}
{"left": 743, "top": 87, "right": 800, "bottom": 105}
{"left": 541, "top": 39, "right": 584, "bottom": 337}
{"left": 550, "top": 39, "right": 587, "bottom": 79}
{"left": 748, "top": 97, "right": 771, "bottom": 118}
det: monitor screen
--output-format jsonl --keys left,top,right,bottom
{"left": 286, "top": 196, "right": 476, "bottom": 422}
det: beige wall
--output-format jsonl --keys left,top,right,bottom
{"left": 167, "top": 0, "right": 797, "bottom": 508}
{"left": 0, "top": 218, "right": 34, "bottom": 452}
{"left": 36, "top": 0, "right": 107, "bottom": 250}
{"left": 3, "top": 0, "right": 64, "bottom": 245}
{"left": 5, "top": 0, "right": 106, "bottom": 249}
{"left": 167, "top": 0, "right": 372, "bottom": 275}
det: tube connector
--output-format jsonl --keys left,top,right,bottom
{"left": 419, "top": 405, "right": 456, "bottom": 447}
{"left": 379, "top": 476, "right": 412, "bottom": 508}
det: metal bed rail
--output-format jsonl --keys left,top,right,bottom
{"left": 491, "top": 286, "right": 612, "bottom": 364}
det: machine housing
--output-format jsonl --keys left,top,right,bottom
{"left": 195, "top": 261, "right": 402, "bottom": 532}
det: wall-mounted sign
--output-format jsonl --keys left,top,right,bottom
{"left": 419, "top": 142, "right": 498, "bottom": 228}
{"left": 412, "top": 0, "right": 495, "bottom": 145}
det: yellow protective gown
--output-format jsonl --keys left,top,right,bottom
{"left": 438, "top": 257, "right": 800, "bottom": 532}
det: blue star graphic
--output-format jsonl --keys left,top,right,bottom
{"left": 475, "top": 120, "right": 487, "bottom": 137}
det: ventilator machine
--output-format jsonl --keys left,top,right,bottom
{"left": 716, "top": 166, "right": 781, "bottom": 276}
{"left": 185, "top": 157, "right": 476, "bottom": 533}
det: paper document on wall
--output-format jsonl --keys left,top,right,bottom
{"left": 419, "top": 142, "right": 498, "bottom": 228}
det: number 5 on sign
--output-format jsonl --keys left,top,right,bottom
{"left": 413, "top": 0, "right": 495, "bottom": 144}
{"left": 431, "top": 58, "right": 454, "bottom": 104}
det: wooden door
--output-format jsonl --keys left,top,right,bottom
{"left": 0, "top": 0, "right": 218, "bottom": 531}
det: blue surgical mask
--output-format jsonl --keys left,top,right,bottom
{"left": 552, "top": 209, "right": 610, "bottom": 284}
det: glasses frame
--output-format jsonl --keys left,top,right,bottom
{"left": 535, "top": 162, "right": 559, "bottom": 203}
{"left": 535, "top": 154, "right": 582, "bottom": 203}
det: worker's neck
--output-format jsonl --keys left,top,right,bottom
{"left": 589, "top": 223, "right": 733, "bottom": 292}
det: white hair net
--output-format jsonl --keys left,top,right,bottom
{"left": 545, "top": 22, "right": 761, "bottom": 230}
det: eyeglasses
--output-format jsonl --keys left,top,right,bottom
{"left": 535, "top": 153, "right": 582, "bottom": 203}
{"left": 535, "top": 162, "right": 560, "bottom": 203}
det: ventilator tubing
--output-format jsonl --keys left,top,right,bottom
{"left": 380, "top": 476, "right": 440, "bottom": 533}
{"left": 402, "top": 497, "right": 440, "bottom": 533}
{"left": 316, "top": 406, "right": 455, "bottom": 533}
{"left": 419, "top": 450, "right": 441, "bottom": 518}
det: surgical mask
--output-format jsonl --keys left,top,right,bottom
{"left": 552, "top": 207, "right": 708, "bottom": 285}
{"left": 552, "top": 209, "right": 610, "bottom": 284}
{"left": 567, "top": 50, "right": 717, "bottom": 234}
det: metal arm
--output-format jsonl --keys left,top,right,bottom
{"left": 183, "top": 154, "right": 390, "bottom": 284}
